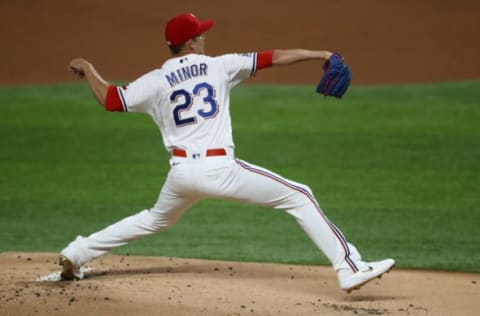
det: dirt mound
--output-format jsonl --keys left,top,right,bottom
{"left": 1, "top": 252, "right": 478, "bottom": 316}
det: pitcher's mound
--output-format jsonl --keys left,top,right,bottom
{"left": 0, "top": 252, "right": 478, "bottom": 315}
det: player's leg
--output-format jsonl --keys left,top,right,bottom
{"left": 211, "top": 159, "right": 393, "bottom": 290}
{"left": 60, "top": 165, "right": 200, "bottom": 279}
{"left": 226, "top": 160, "right": 360, "bottom": 271}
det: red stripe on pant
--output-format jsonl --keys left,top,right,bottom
{"left": 235, "top": 159, "right": 359, "bottom": 273}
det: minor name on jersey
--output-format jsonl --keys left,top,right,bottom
{"left": 165, "top": 63, "right": 208, "bottom": 87}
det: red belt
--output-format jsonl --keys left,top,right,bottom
{"left": 172, "top": 148, "right": 227, "bottom": 158}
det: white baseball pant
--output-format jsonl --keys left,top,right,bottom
{"left": 62, "top": 148, "right": 362, "bottom": 277}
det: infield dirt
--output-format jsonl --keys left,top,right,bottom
{"left": 1, "top": 1, "right": 479, "bottom": 315}
{"left": 1, "top": 253, "right": 479, "bottom": 316}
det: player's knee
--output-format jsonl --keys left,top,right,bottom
{"left": 300, "top": 184, "right": 314, "bottom": 196}
{"left": 291, "top": 184, "right": 316, "bottom": 207}
{"left": 148, "top": 207, "right": 180, "bottom": 229}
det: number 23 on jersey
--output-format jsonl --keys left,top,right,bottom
{"left": 170, "top": 82, "right": 218, "bottom": 127}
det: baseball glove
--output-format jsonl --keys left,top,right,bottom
{"left": 316, "top": 52, "right": 351, "bottom": 98}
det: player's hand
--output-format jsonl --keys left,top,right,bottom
{"left": 316, "top": 52, "right": 351, "bottom": 98}
{"left": 69, "top": 58, "right": 90, "bottom": 79}
{"left": 324, "top": 51, "right": 333, "bottom": 60}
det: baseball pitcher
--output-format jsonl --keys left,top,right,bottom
{"left": 61, "top": 13, "right": 394, "bottom": 293}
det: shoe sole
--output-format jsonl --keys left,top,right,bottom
{"left": 345, "top": 264, "right": 395, "bottom": 293}
{"left": 59, "top": 255, "right": 78, "bottom": 281}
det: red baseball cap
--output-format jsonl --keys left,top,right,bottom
{"left": 165, "top": 13, "right": 214, "bottom": 46}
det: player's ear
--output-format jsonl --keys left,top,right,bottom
{"left": 185, "top": 38, "right": 196, "bottom": 52}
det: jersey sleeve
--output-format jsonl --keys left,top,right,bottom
{"left": 218, "top": 51, "right": 272, "bottom": 88}
{"left": 105, "top": 71, "right": 160, "bottom": 114}
{"left": 105, "top": 86, "right": 127, "bottom": 112}
{"left": 256, "top": 50, "right": 273, "bottom": 70}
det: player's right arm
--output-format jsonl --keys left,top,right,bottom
{"left": 271, "top": 49, "right": 333, "bottom": 65}
{"left": 220, "top": 49, "right": 333, "bottom": 87}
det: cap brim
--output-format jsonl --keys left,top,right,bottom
{"left": 199, "top": 19, "right": 214, "bottom": 34}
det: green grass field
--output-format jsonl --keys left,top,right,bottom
{"left": 1, "top": 81, "right": 479, "bottom": 272}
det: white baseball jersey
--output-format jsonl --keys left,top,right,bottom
{"left": 112, "top": 53, "right": 257, "bottom": 153}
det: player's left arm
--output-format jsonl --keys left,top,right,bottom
{"left": 69, "top": 58, "right": 110, "bottom": 107}
{"left": 70, "top": 58, "right": 146, "bottom": 113}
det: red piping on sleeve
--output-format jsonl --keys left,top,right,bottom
{"left": 105, "top": 85, "right": 125, "bottom": 112}
{"left": 256, "top": 50, "right": 273, "bottom": 70}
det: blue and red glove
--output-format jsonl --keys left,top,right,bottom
{"left": 316, "top": 52, "right": 351, "bottom": 98}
